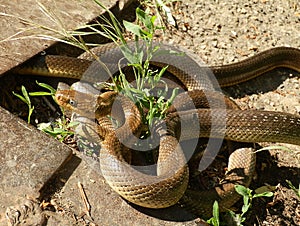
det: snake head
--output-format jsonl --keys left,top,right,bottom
{"left": 55, "top": 90, "right": 98, "bottom": 118}
{"left": 55, "top": 90, "right": 119, "bottom": 119}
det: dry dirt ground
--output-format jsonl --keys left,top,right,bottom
{"left": 1, "top": 0, "right": 300, "bottom": 225}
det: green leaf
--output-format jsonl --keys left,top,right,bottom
{"left": 253, "top": 192, "right": 274, "bottom": 198}
{"left": 243, "top": 195, "right": 250, "bottom": 207}
{"left": 36, "top": 81, "right": 56, "bottom": 93}
{"left": 136, "top": 50, "right": 144, "bottom": 65}
{"left": 286, "top": 180, "right": 300, "bottom": 198}
{"left": 168, "top": 87, "right": 179, "bottom": 103}
{"left": 12, "top": 91, "right": 28, "bottom": 104}
{"left": 29, "top": 91, "right": 53, "bottom": 96}
{"left": 136, "top": 8, "right": 153, "bottom": 31}
{"left": 212, "top": 201, "right": 220, "bottom": 225}
{"left": 235, "top": 185, "right": 250, "bottom": 197}
{"left": 123, "top": 20, "right": 142, "bottom": 37}
{"left": 12, "top": 86, "right": 34, "bottom": 123}
{"left": 150, "top": 15, "right": 157, "bottom": 27}
{"left": 28, "top": 105, "right": 34, "bottom": 123}
{"left": 119, "top": 43, "right": 136, "bottom": 64}
{"left": 241, "top": 203, "right": 250, "bottom": 214}
{"left": 207, "top": 201, "right": 219, "bottom": 226}
{"left": 21, "top": 86, "right": 31, "bottom": 105}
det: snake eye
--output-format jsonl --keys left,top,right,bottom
{"left": 68, "top": 99, "right": 77, "bottom": 107}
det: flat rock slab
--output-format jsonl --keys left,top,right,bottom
{"left": 0, "top": 0, "right": 118, "bottom": 74}
{"left": 0, "top": 106, "right": 72, "bottom": 224}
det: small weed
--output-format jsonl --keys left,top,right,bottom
{"left": 207, "top": 185, "right": 273, "bottom": 226}
{"left": 28, "top": 81, "right": 57, "bottom": 98}
{"left": 13, "top": 81, "right": 56, "bottom": 123}
{"left": 5, "top": 0, "right": 181, "bottom": 133}
{"left": 114, "top": 7, "right": 178, "bottom": 127}
{"left": 286, "top": 180, "right": 300, "bottom": 199}
{"left": 12, "top": 86, "right": 34, "bottom": 124}
{"left": 206, "top": 201, "right": 220, "bottom": 226}
{"left": 38, "top": 118, "right": 78, "bottom": 141}
{"left": 228, "top": 185, "right": 273, "bottom": 225}
{"left": 13, "top": 81, "right": 78, "bottom": 140}
{"left": 90, "top": 2, "right": 179, "bottom": 130}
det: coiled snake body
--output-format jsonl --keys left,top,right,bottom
{"left": 15, "top": 42, "right": 300, "bottom": 217}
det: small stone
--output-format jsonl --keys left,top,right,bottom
{"left": 230, "top": 30, "right": 238, "bottom": 37}
{"left": 240, "top": 8, "right": 247, "bottom": 14}
{"left": 211, "top": 40, "right": 218, "bottom": 47}
{"left": 295, "top": 106, "right": 300, "bottom": 113}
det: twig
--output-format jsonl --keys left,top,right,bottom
{"left": 77, "top": 182, "right": 93, "bottom": 220}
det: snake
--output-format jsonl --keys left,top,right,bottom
{"left": 14, "top": 42, "right": 300, "bottom": 217}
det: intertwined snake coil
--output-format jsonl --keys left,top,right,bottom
{"left": 15, "top": 42, "right": 300, "bottom": 217}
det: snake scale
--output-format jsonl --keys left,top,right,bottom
{"left": 15, "top": 42, "right": 300, "bottom": 217}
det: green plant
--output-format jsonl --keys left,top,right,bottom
{"left": 207, "top": 144, "right": 295, "bottom": 225}
{"left": 13, "top": 81, "right": 79, "bottom": 140}
{"left": 115, "top": 7, "right": 179, "bottom": 127}
{"left": 12, "top": 86, "right": 34, "bottom": 124}
{"left": 206, "top": 185, "right": 274, "bottom": 226}
{"left": 28, "top": 81, "right": 57, "bottom": 97}
{"left": 89, "top": 2, "right": 179, "bottom": 130}
{"left": 286, "top": 180, "right": 300, "bottom": 198}
{"left": 228, "top": 185, "right": 273, "bottom": 225}
{"left": 37, "top": 118, "right": 78, "bottom": 141}
{"left": 13, "top": 81, "right": 56, "bottom": 123}
{"left": 206, "top": 201, "right": 220, "bottom": 226}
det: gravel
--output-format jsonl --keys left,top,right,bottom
{"left": 155, "top": 0, "right": 300, "bottom": 115}
{"left": 162, "top": 0, "right": 300, "bottom": 65}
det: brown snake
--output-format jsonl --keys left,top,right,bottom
{"left": 15, "top": 42, "right": 300, "bottom": 217}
